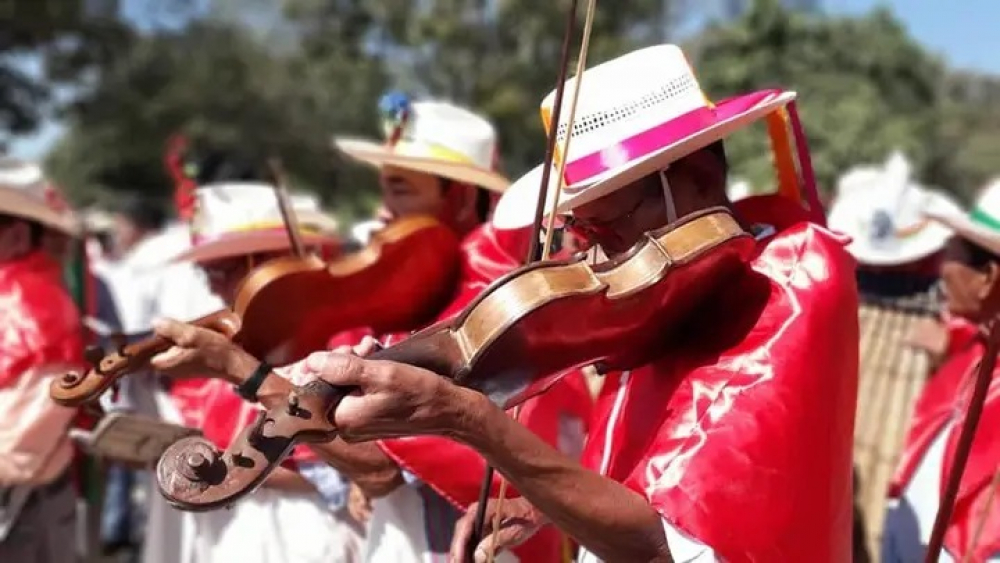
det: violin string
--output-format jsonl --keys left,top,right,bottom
{"left": 541, "top": 0, "right": 597, "bottom": 261}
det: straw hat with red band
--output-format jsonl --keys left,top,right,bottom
{"left": 333, "top": 96, "right": 510, "bottom": 193}
{"left": 174, "top": 182, "right": 339, "bottom": 264}
{"left": 925, "top": 179, "right": 1000, "bottom": 257}
{"left": 0, "top": 158, "right": 79, "bottom": 235}
{"left": 493, "top": 44, "right": 797, "bottom": 230}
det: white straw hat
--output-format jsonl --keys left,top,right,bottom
{"left": 493, "top": 44, "right": 795, "bottom": 229}
{"left": 175, "top": 182, "right": 339, "bottom": 263}
{"left": 827, "top": 152, "right": 961, "bottom": 266}
{"left": 334, "top": 94, "right": 509, "bottom": 192}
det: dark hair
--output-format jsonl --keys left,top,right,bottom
{"left": 944, "top": 235, "right": 1000, "bottom": 271}
{"left": 439, "top": 179, "right": 491, "bottom": 224}
{"left": 110, "top": 194, "right": 168, "bottom": 232}
{"left": 0, "top": 214, "right": 45, "bottom": 249}
{"left": 706, "top": 140, "right": 728, "bottom": 170}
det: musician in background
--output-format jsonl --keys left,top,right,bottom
{"left": 827, "top": 150, "right": 963, "bottom": 562}
{"left": 150, "top": 45, "right": 857, "bottom": 561}
{"left": 152, "top": 95, "right": 592, "bottom": 562}
{"left": 883, "top": 179, "right": 1000, "bottom": 562}
{"left": 325, "top": 94, "right": 592, "bottom": 562}
{"left": 0, "top": 159, "right": 85, "bottom": 563}
{"left": 166, "top": 180, "right": 369, "bottom": 563}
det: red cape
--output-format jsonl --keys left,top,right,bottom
{"left": 581, "top": 196, "right": 859, "bottom": 561}
{"left": 0, "top": 251, "right": 84, "bottom": 389}
{"left": 889, "top": 332, "right": 1000, "bottom": 560}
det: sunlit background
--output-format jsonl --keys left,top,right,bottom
{"left": 3, "top": 0, "right": 998, "bottom": 219}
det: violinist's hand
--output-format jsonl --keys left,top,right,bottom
{"left": 448, "top": 497, "right": 546, "bottom": 563}
{"left": 150, "top": 317, "right": 247, "bottom": 381}
{"left": 303, "top": 337, "right": 477, "bottom": 440}
{"left": 348, "top": 482, "right": 372, "bottom": 524}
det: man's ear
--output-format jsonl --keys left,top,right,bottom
{"left": 979, "top": 261, "right": 1000, "bottom": 301}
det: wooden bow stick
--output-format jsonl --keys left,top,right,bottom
{"left": 474, "top": 1, "right": 598, "bottom": 562}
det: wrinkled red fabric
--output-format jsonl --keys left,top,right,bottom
{"left": 580, "top": 195, "right": 859, "bottom": 561}
{"left": 330, "top": 222, "right": 592, "bottom": 562}
{"left": 0, "top": 251, "right": 84, "bottom": 389}
{"left": 888, "top": 333, "right": 1000, "bottom": 561}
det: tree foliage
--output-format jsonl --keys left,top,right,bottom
{"left": 4, "top": 0, "right": 997, "bottom": 220}
{"left": 693, "top": 0, "right": 946, "bottom": 195}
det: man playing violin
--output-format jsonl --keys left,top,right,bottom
{"left": 150, "top": 46, "right": 857, "bottom": 562}
{"left": 152, "top": 179, "right": 366, "bottom": 563}
{"left": 325, "top": 95, "right": 593, "bottom": 562}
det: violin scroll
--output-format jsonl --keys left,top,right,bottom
{"left": 51, "top": 310, "right": 242, "bottom": 407}
{"left": 156, "top": 379, "right": 347, "bottom": 511}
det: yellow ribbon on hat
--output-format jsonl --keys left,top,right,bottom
{"left": 192, "top": 219, "right": 323, "bottom": 239}
{"left": 391, "top": 139, "right": 479, "bottom": 167}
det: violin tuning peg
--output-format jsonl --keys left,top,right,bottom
{"left": 84, "top": 345, "right": 106, "bottom": 367}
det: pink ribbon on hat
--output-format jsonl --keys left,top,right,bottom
{"left": 561, "top": 90, "right": 778, "bottom": 189}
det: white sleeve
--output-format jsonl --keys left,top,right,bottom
{"left": 575, "top": 518, "right": 719, "bottom": 563}
{"left": 661, "top": 519, "right": 719, "bottom": 562}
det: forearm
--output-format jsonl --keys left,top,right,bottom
{"left": 453, "top": 388, "right": 672, "bottom": 563}
{"left": 225, "top": 351, "right": 403, "bottom": 497}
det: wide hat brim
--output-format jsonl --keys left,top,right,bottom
{"left": 333, "top": 138, "right": 510, "bottom": 193}
{"left": 493, "top": 90, "right": 796, "bottom": 230}
{"left": 0, "top": 187, "right": 80, "bottom": 236}
{"left": 925, "top": 209, "right": 1000, "bottom": 257}
{"left": 829, "top": 188, "right": 963, "bottom": 266}
{"left": 174, "top": 231, "right": 339, "bottom": 264}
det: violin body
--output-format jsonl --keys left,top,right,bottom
{"left": 156, "top": 207, "right": 758, "bottom": 510}
{"left": 51, "top": 215, "right": 461, "bottom": 407}
{"left": 366, "top": 207, "right": 755, "bottom": 407}
{"left": 232, "top": 215, "right": 460, "bottom": 363}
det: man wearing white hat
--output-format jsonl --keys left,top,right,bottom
{"left": 882, "top": 179, "right": 1000, "bottom": 562}
{"left": 148, "top": 44, "right": 859, "bottom": 562}
{"left": 0, "top": 158, "right": 86, "bottom": 562}
{"left": 325, "top": 93, "right": 589, "bottom": 563}
{"left": 143, "top": 180, "right": 366, "bottom": 563}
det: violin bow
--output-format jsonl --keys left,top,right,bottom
{"left": 267, "top": 158, "right": 308, "bottom": 259}
{"left": 924, "top": 318, "right": 1000, "bottom": 563}
{"left": 470, "top": 1, "right": 597, "bottom": 562}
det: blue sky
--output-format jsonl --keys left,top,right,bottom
{"left": 7, "top": 0, "right": 999, "bottom": 159}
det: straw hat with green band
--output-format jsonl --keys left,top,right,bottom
{"left": 333, "top": 92, "right": 509, "bottom": 193}
{"left": 925, "top": 179, "right": 1000, "bottom": 256}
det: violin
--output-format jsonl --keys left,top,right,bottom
{"left": 50, "top": 214, "right": 461, "bottom": 407}
{"left": 155, "top": 206, "right": 756, "bottom": 510}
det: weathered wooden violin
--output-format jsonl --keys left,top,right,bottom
{"left": 50, "top": 213, "right": 461, "bottom": 407}
{"left": 154, "top": 206, "right": 756, "bottom": 510}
